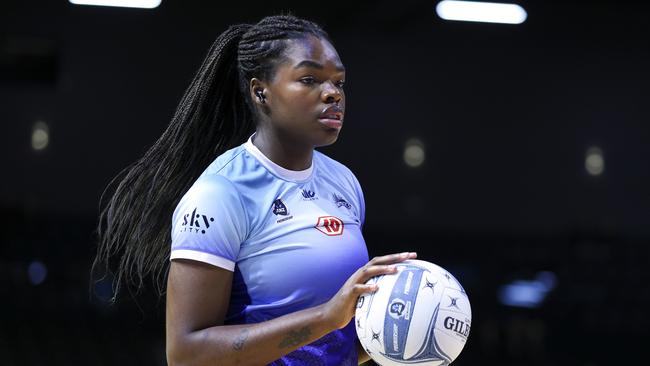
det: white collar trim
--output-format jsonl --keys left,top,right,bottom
{"left": 243, "top": 134, "right": 314, "bottom": 182}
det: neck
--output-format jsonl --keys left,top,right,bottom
{"left": 252, "top": 129, "right": 313, "bottom": 171}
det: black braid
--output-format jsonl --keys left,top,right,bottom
{"left": 91, "top": 14, "right": 331, "bottom": 302}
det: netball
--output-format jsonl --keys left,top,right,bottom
{"left": 356, "top": 260, "right": 471, "bottom": 366}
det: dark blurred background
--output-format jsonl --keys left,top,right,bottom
{"left": 1, "top": 0, "right": 649, "bottom": 365}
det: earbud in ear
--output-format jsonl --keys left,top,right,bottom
{"left": 255, "top": 90, "right": 265, "bottom": 103}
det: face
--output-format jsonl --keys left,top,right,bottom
{"left": 252, "top": 35, "right": 346, "bottom": 148}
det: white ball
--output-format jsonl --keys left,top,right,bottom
{"left": 355, "top": 260, "right": 471, "bottom": 366}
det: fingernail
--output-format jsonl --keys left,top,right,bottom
{"left": 400, "top": 252, "right": 408, "bottom": 257}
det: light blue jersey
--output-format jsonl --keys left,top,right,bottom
{"left": 170, "top": 134, "right": 369, "bottom": 365}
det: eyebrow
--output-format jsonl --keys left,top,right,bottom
{"left": 294, "top": 60, "right": 345, "bottom": 72}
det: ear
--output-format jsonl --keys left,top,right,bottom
{"left": 249, "top": 78, "right": 268, "bottom": 106}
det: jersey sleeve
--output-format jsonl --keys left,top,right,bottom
{"left": 169, "top": 175, "right": 248, "bottom": 271}
{"left": 350, "top": 171, "right": 366, "bottom": 228}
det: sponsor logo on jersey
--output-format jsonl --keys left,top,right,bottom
{"left": 301, "top": 189, "right": 317, "bottom": 200}
{"left": 179, "top": 208, "right": 214, "bottom": 234}
{"left": 332, "top": 193, "right": 352, "bottom": 209}
{"left": 314, "top": 216, "right": 344, "bottom": 236}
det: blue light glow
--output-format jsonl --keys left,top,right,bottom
{"left": 28, "top": 261, "right": 47, "bottom": 285}
{"left": 498, "top": 271, "right": 557, "bottom": 308}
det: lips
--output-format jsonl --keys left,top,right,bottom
{"left": 319, "top": 105, "right": 343, "bottom": 121}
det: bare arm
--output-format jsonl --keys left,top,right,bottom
{"left": 166, "top": 253, "right": 417, "bottom": 366}
{"left": 166, "top": 259, "right": 332, "bottom": 366}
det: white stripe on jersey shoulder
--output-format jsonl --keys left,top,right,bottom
{"left": 243, "top": 133, "right": 314, "bottom": 182}
{"left": 170, "top": 249, "right": 235, "bottom": 271}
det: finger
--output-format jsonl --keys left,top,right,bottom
{"left": 369, "top": 252, "right": 417, "bottom": 265}
{"left": 358, "top": 264, "right": 398, "bottom": 283}
{"left": 352, "top": 283, "right": 379, "bottom": 295}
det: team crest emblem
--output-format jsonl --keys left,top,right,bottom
{"left": 272, "top": 199, "right": 288, "bottom": 216}
{"left": 315, "top": 216, "right": 344, "bottom": 236}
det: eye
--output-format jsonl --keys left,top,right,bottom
{"left": 299, "top": 77, "right": 316, "bottom": 85}
{"left": 336, "top": 80, "right": 345, "bottom": 88}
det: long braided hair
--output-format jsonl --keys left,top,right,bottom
{"left": 92, "top": 14, "right": 331, "bottom": 301}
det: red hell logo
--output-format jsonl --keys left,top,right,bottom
{"left": 315, "top": 216, "right": 344, "bottom": 236}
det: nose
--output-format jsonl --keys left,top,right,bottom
{"left": 322, "top": 81, "right": 342, "bottom": 104}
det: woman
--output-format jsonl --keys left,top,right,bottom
{"left": 93, "top": 14, "right": 416, "bottom": 365}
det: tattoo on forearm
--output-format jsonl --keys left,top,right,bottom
{"left": 278, "top": 326, "right": 312, "bottom": 349}
{"left": 232, "top": 328, "right": 250, "bottom": 351}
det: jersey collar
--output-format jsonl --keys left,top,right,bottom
{"left": 243, "top": 133, "right": 314, "bottom": 182}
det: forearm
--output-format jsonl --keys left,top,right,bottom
{"left": 168, "top": 302, "right": 335, "bottom": 366}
